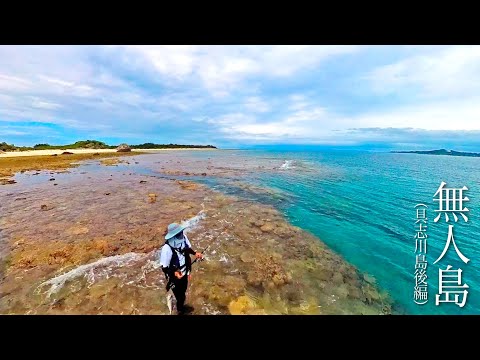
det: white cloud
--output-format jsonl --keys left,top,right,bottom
{"left": 244, "top": 96, "right": 270, "bottom": 113}
{"left": 208, "top": 112, "right": 255, "bottom": 126}
{"left": 259, "top": 45, "right": 360, "bottom": 76}
{"left": 31, "top": 98, "right": 62, "bottom": 110}
{"left": 211, "top": 94, "right": 480, "bottom": 143}
{"left": 0, "top": 129, "right": 28, "bottom": 136}
{"left": 2, "top": 45, "right": 480, "bottom": 147}
{"left": 351, "top": 97, "right": 480, "bottom": 131}
{"left": 211, "top": 97, "right": 332, "bottom": 141}
{"left": 367, "top": 46, "right": 480, "bottom": 98}
{"left": 0, "top": 73, "right": 31, "bottom": 91}
{"left": 115, "top": 45, "right": 360, "bottom": 97}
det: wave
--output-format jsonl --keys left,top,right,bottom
{"left": 36, "top": 210, "right": 208, "bottom": 298}
{"left": 182, "top": 209, "right": 206, "bottom": 231}
{"left": 280, "top": 160, "right": 294, "bottom": 170}
{"left": 37, "top": 252, "right": 148, "bottom": 298}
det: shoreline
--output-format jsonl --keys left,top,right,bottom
{"left": 0, "top": 148, "right": 218, "bottom": 158}
{"left": 0, "top": 151, "right": 147, "bottom": 185}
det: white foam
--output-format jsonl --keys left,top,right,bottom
{"left": 182, "top": 210, "right": 206, "bottom": 232}
{"left": 37, "top": 252, "right": 147, "bottom": 298}
{"left": 280, "top": 160, "right": 294, "bottom": 170}
{"left": 36, "top": 211, "right": 208, "bottom": 299}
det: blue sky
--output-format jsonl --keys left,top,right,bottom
{"left": 1, "top": 45, "right": 480, "bottom": 150}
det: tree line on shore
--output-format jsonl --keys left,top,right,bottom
{"left": 0, "top": 140, "right": 217, "bottom": 152}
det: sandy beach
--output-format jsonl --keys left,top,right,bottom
{"left": 0, "top": 148, "right": 217, "bottom": 158}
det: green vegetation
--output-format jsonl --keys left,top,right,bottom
{"left": 130, "top": 143, "right": 217, "bottom": 149}
{"left": 0, "top": 142, "right": 33, "bottom": 152}
{"left": 392, "top": 149, "right": 480, "bottom": 157}
{"left": 1, "top": 140, "right": 217, "bottom": 152}
{"left": 33, "top": 140, "right": 114, "bottom": 150}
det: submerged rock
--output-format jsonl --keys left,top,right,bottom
{"left": 253, "top": 220, "right": 265, "bottom": 227}
{"left": 332, "top": 272, "right": 344, "bottom": 285}
{"left": 363, "top": 284, "right": 381, "bottom": 304}
{"left": 228, "top": 295, "right": 257, "bottom": 315}
{"left": 240, "top": 251, "right": 254, "bottom": 263}
{"left": 66, "top": 226, "right": 89, "bottom": 235}
{"left": 176, "top": 181, "right": 199, "bottom": 191}
{"left": 260, "top": 223, "right": 274, "bottom": 232}
{"left": 363, "top": 274, "right": 376, "bottom": 285}
{"left": 273, "top": 224, "right": 293, "bottom": 238}
{"left": 347, "top": 286, "right": 365, "bottom": 301}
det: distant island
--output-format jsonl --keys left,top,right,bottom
{"left": 392, "top": 149, "right": 480, "bottom": 157}
{"left": 1, "top": 140, "right": 217, "bottom": 152}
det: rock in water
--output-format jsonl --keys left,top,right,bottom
{"left": 332, "top": 272, "right": 344, "bottom": 285}
{"left": 116, "top": 143, "right": 131, "bottom": 152}
{"left": 240, "top": 251, "right": 254, "bottom": 263}
{"left": 228, "top": 295, "right": 257, "bottom": 315}
{"left": 148, "top": 193, "right": 157, "bottom": 203}
{"left": 363, "top": 274, "right": 376, "bottom": 285}
{"left": 260, "top": 223, "right": 274, "bottom": 232}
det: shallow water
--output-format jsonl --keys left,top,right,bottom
{"left": 0, "top": 152, "right": 389, "bottom": 314}
{"left": 160, "top": 149, "right": 480, "bottom": 315}
{"left": 70, "top": 148, "right": 480, "bottom": 315}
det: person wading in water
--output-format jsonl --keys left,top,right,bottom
{"left": 159, "top": 222, "right": 203, "bottom": 315}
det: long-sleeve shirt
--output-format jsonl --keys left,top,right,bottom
{"left": 159, "top": 234, "right": 194, "bottom": 276}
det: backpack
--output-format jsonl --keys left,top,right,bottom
{"left": 166, "top": 242, "right": 192, "bottom": 275}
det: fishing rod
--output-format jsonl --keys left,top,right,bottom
{"left": 191, "top": 244, "right": 210, "bottom": 265}
{"left": 165, "top": 234, "right": 227, "bottom": 314}
{"left": 165, "top": 243, "right": 212, "bottom": 291}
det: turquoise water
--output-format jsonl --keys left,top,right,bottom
{"left": 183, "top": 149, "right": 480, "bottom": 315}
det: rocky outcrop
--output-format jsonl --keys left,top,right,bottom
{"left": 148, "top": 193, "right": 157, "bottom": 203}
{"left": 0, "top": 178, "right": 16, "bottom": 185}
{"left": 116, "top": 144, "right": 131, "bottom": 152}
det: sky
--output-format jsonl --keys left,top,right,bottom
{"left": 1, "top": 45, "right": 480, "bottom": 150}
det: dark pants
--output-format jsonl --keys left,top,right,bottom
{"left": 172, "top": 275, "right": 188, "bottom": 312}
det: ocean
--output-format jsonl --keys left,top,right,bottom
{"left": 180, "top": 149, "right": 480, "bottom": 315}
